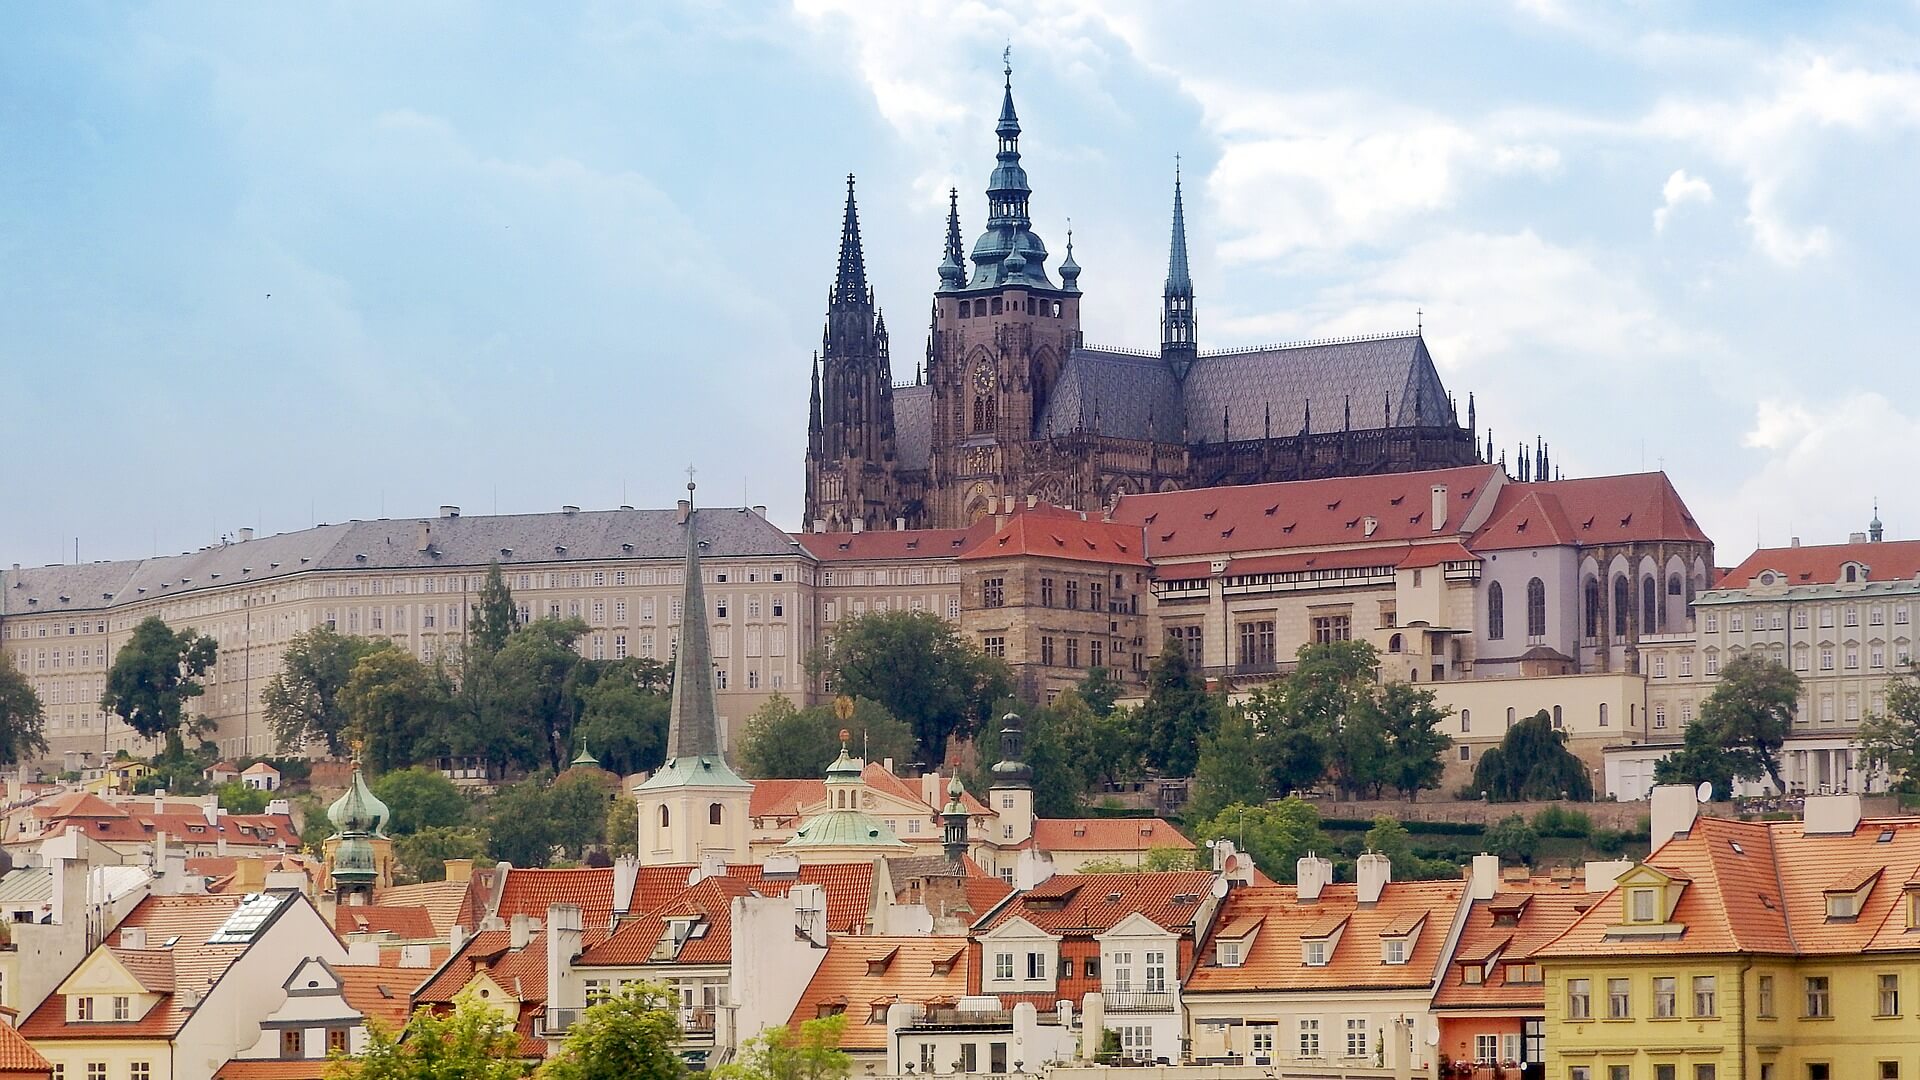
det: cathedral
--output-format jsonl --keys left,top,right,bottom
{"left": 804, "top": 66, "right": 1482, "bottom": 532}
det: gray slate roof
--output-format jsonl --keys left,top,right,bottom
{"left": 1035, "top": 347, "right": 1183, "bottom": 442}
{"left": 3, "top": 508, "right": 802, "bottom": 615}
{"left": 892, "top": 383, "right": 933, "bottom": 472}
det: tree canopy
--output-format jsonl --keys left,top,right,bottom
{"left": 371, "top": 767, "right": 469, "bottom": 835}
{"left": 715, "top": 1013, "right": 850, "bottom": 1080}
{"left": 1187, "top": 797, "right": 1330, "bottom": 883}
{"left": 1137, "top": 638, "right": 1222, "bottom": 776}
{"left": 334, "top": 993, "right": 529, "bottom": 1080}
{"left": 1859, "top": 671, "right": 1920, "bottom": 791}
{"left": 1689, "top": 654, "right": 1798, "bottom": 790}
{"left": 101, "top": 616, "right": 218, "bottom": 758}
{"left": 809, "top": 610, "right": 1011, "bottom": 763}
{"left": 0, "top": 654, "right": 48, "bottom": 766}
{"left": 537, "top": 981, "right": 685, "bottom": 1080}
{"left": 1187, "top": 708, "right": 1268, "bottom": 824}
{"left": 738, "top": 695, "right": 914, "bottom": 779}
{"left": 1472, "top": 711, "right": 1593, "bottom": 801}
{"left": 261, "top": 627, "right": 386, "bottom": 755}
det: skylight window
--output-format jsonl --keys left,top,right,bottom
{"left": 207, "top": 892, "right": 287, "bottom": 944}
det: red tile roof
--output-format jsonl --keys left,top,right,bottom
{"left": 1433, "top": 881, "right": 1594, "bottom": 1009}
{"left": 0, "top": 1022, "right": 51, "bottom": 1076}
{"left": 213, "top": 1063, "right": 332, "bottom": 1080}
{"left": 338, "top": 960, "right": 437, "bottom": 1031}
{"left": 980, "top": 871, "right": 1217, "bottom": 937}
{"left": 575, "top": 862, "right": 877, "bottom": 968}
{"left": 748, "top": 766, "right": 990, "bottom": 821}
{"left": 788, "top": 936, "right": 971, "bottom": 1050}
{"left": 1186, "top": 880, "right": 1465, "bottom": 994}
{"left": 1470, "top": 473, "right": 1710, "bottom": 551}
{"left": 335, "top": 905, "right": 438, "bottom": 940}
{"left": 958, "top": 514, "right": 1148, "bottom": 567}
{"left": 1112, "top": 465, "right": 1501, "bottom": 559}
{"left": 1717, "top": 538, "right": 1920, "bottom": 589}
{"left": 493, "top": 867, "right": 617, "bottom": 928}
{"left": 19, "top": 894, "right": 265, "bottom": 1040}
{"left": 373, "top": 880, "right": 480, "bottom": 936}
{"left": 1031, "top": 818, "right": 1194, "bottom": 853}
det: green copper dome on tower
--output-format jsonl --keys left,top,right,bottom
{"left": 780, "top": 729, "right": 909, "bottom": 854}
{"left": 328, "top": 764, "right": 388, "bottom": 898}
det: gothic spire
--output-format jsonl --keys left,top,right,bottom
{"left": 1059, "top": 221, "right": 1081, "bottom": 293}
{"left": 1166, "top": 159, "right": 1193, "bottom": 293}
{"left": 1161, "top": 159, "right": 1198, "bottom": 379}
{"left": 832, "top": 173, "right": 869, "bottom": 307}
{"left": 965, "top": 57, "right": 1052, "bottom": 289}
{"left": 808, "top": 353, "right": 822, "bottom": 437}
{"left": 938, "top": 187, "right": 966, "bottom": 290}
{"left": 666, "top": 481, "right": 724, "bottom": 760}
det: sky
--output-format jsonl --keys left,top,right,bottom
{"left": 4, "top": 1, "right": 1918, "bottom": 569}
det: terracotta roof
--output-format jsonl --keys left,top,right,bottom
{"left": 1186, "top": 880, "right": 1465, "bottom": 994}
{"left": 958, "top": 513, "right": 1148, "bottom": 567}
{"left": 981, "top": 871, "right": 1217, "bottom": 936}
{"left": 414, "top": 927, "right": 560, "bottom": 1006}
{"left": 33, "top": 792, "right": 127, "bottom": 819}
{"left": 749, "top": 766, "right": 990, "bottom": 821}
{"left": 493, "top": 866, "right": 618, "bottom": 928}
{"left": 1470, "top": 472, "right": 1710, "bottom": 551}
{"left": 1435, "top": 879, "right": 1591, "bottom": 1010}
{"left": 1716, "top": 538, "right": 1920, "bottom": 589}
{"left": 374, "top": 880, "right": 480, "bottom": 936}
{"left": 1112, "top": 465, "right": 1501, "bottom": 559}
{"left": 242, "top": 763, "right": 280, "bottom": 775}
{"left": 335, "top": 905, "right": 438, "bottom": 940}
{"left": 214, "top": 1062, "right": 331, "bottom": 1080}
{"left": 110, "top": 948, "right": 177, "bottom": 992}
{"left": 795, "top": 520, "right": 996, "bottom": 563}
{"left": 788, "top": 936, "right": 971, "bottom": 1050}
{"left": 1031, "top": 818, "right": 1194, "bottom": 853}
{"left": 0, "top": 1022, "right": 50, "bottom": 1075}
{"left": 19, "top": 894, "right": 271, "bottom": 1040}
{"left": 338, "top": 961, "right": 434, "bottom": 1030}
{"left": 577, "top": 877, "right": 753, "bottom": 967}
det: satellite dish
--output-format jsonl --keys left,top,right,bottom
{"left": 1696, "top": 781, "right": 1713, "bottom": 804}
{"left": 1424, "top": 1027, "right": 1440, "bottom": 1046}
{"left": 1210, "top": 876, "right": 1230, "bottom": 899}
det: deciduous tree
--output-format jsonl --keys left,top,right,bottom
{"left": 0, "top": 655, "right": 48, "bottom": 766}
{"left": 1138, "top": 638, "right": 1222, "bottom": 776}
{"left": 809, "top": 611, "right": 1011, "bottom": 762}
{"left": 392, "top": 826, "right": 492, "bottom": 883}
{"left": 715, "top": 1012, "right": 849, "bottom": 1080}
{"left": 1361, "top": 681, "right": 1453, "bottom": 799}
{"left": 333, "top": 993, "right": 529, "bottom": 1080}
{"left": 1187, "top": 709, "right": 1269, "bottom": 824}
{"left": 371, "top": 767, "right": 469, "bottom": 835}
{"left": 538, "top": 982, "right": 686, "bottom": 1080}
{"left": 1472, "top": 711, "right": 1593, "bottom": 801}
{"left": 1859, "top": 672, "right": 1920, "bottom": 791}
{"left": 493, "top": 618, "right": 592, "bottom": 774}
{"left": 1692, "top": 654, "right": 1798, "bottom": 791}
{"left": 101, "top": 616, "right": 218, "bottom": 759}
{"left": 470, "top": 561, "right": 518, "bottom": 659}
{"left": 739, "top": 695, "right": 914, "bottom": 779}
{"left": 261, "top": 628, "right": 383, "bottom": 755}
{"left": 342, "top": 648, "right": 453, "bottom": 774}
{"left": 1188, "top": 798, "right": 1329, "bottom": 883}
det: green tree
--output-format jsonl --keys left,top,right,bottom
{"left": 1188, "top": 709, "right": 1270, "bottom": 824}
{"left": 1285, "top": 641, "right": 1381, "bottom": 799}
{"left": 715, "top": 1013, "right": 850, "bottom": 1080}
{"left": 215, "top": 780, "right": 270, "bottom": 815}
{"left": 1361, "top": 682, "right": 1453, "bottom": 799}
{"left": 1692, "top": 654, "right": 1799, "bottom": 791}
{"left": 1483, "top": 813, "right": 1541, "bottom": 864}
{"left": 1138, "top": 638, "right": 1223, "bottom": 776}
{"left": 342, "top": 647, "right": 453, "bottom": 774}
{"left": 493, "top": 618, "right": 592, "bottom": 774}
{"left": 1189, "top": 798, "right": 1330, "bottom": 883}
{"left": 393, "top": 826, "right": 492, "bottom": 883}
{"left": 0, "top": 654, "right": 48, "bottom": 766}
{"left": 739, "top": 695, "right": 914, "bottom": 780}
{"left": 470, "top": 561, "right": 518, "bottom": 659}
{"left": 1238, "top": 682, "right": 1328, "bottom": 796}
{"left": 575, "top": 660, "right": 672, "bottom": 776}
{"left": 1472, "top": 712, "right": 1593, "bottom": 801}
{"left": 261, "top": 628, "right": 383, "bottom": 755}
{"left": 1360, "top": 816, "right": 1457, "bottom": 881}
{"left": 1076, "top": 667, "right": 1124, "bottom": 718}
{"left": 334, "top": 992, "right": 529, "bottom": 1080}
{"left": 486, "top": 778, "right": 558, "bottom": 867}
{"left": 1858, "top": 672, "right": 1920, "bottom": 792}
{"left": 371, "top": 767, "right": 469, "bottom": 835}
{"left": 1021, "top": 696, "right": 1090, "bottom": 818}
{"left": 549, "top": 768, "right": 618, "bottom": 860}
{"left": 1074, "top": 847, "right": 1201, "bottom": 873}
{"left": 606, "top": 795, "right": 638, "bottom": 859}
{"left": 101, "top": 616, "right": 219, "bottom": 759}
{"left": 538, "top": 981, "right": 686, "bottom": 1080}
{"left": 1652, "top": 718, "right": 1741, "bottom": 795}
{"left": 809, "top": 610, "right": 1011, "bottom": 762}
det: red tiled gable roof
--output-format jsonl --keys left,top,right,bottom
{"left": 1186, "top": 880, "right": 1465, "bottom": 994}
{"left": 20, "top": 894, "right": 262, "bottom": 1041}
{"left": 494, "top": 866, "right": 617, "bottom": 928}
{"left": 1717, "top": 538, "right": 1920, "bottom": 589}
{"left": 1112, "top": 465, "right": 1501, "bottom": 559}
{"left": 1031, "top": 818, "right": 1194, "bottom": 853}
{"left": 242, "top": 763, "right": 280, "bottom": 776}
{"left": 372, "top": 880, "right": 480, "bottom": 937}
{"left": 958, "top": 514, "right": 1148, "bottom": 567}
{"left": 338, "top": 959, "right": 441, "bottom": 1031}
{"left": 0, "top": 1023, "right": 50, "bottom": 1075}
{"left": 1471, "top": 472, "right": 1710, "bottom": 552}
{"left": 981, "top": 871, "right": 1216, "bottom": 936}
{"left": 749, "top": 766, "right": 990, "bottom": 821}
{"left": 414, "top": 927, "right": 559, "bottom": 1005}
{"left": 796, "top": 519, "right": 997, "bottom": 562}
{"left": 577, "top": 877, "right": 754, "bottom": 967}
{"left": 33, "top": 791, "right": 127, "bottom": 820}
{"left": 788, "top": 936, "right": 971, "bottom": 1050}
{"left": 1433, "top": 880, "right": 1593, "bottom": 1009}
{"left": 335, "top": 905, "right": 438, "bottom": 940}
{"left": 214, "top": 1062, "right": 331, "bottom": 1080}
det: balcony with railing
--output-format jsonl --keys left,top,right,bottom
{"left": 680, "top": 1008, "right": 717, "bottom": 1035}
{"left": 1101, "top": 990, "right": 1175, "bottom": 1013}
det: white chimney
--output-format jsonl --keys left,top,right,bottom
{"left": 237, "top": 528, "right": 254, "bottom": 543}
{"left": 677, "top": 500, "right": 692, "bottom": 525}
{"left": 547, "top": 904, "right": 584, "bottom": 1012}
{"left": 789, "top": 883, "right": 828, "bottom": 947}
{"left": 1583, "top": 860, "right": 1634, "bottom": 892}
{"left": 1469, "top": 853, "right": 1501, "bottom": 900}
{"left": 812, "top": 519, "right": 827, "bottom": 533}
{"left": 121, "top": 926, "right": 148, "bottom": 949}
{"left": 415, "top": 522, "right": 432, "bottom": 553}
{"left": 1804, "top": 793, "right": 1863, "bottom": 836}
{"left": 612, "top": 855, "right": 640, "bottom": 916}
{"left": 509, "top": 913, "right": 532, "bottom": 950}
{"left": 449, "top": 924, "right": 470, "bottom": 956}
{"left": 895, "top": 517, "right": 906, "bottom": 531}
{"left": 1790, "top": 536, "right": 1801, "bottom": 548}
{"left": 1431, "top": 485, "right": 1449, "bottom": 532}
{"left": 696, "top": 850, "right": 730, "bottom": 883}
{"left": 439, "top": 505, "right": 461, "bottom": 518}
{"left": 1356, "top": 851, "right": 1392, "bottom": 904}
{"left": 345, "top": 939, "right": 381, "bottom": 966}
{"left": 1296, "top": 854, "right": 1334, "bottom": 901}
{"left": 400, "top": 944, "right": 433, "bottom": 968}
{"left": 1649, "top": 784, "right": 1702, "bottom": 852}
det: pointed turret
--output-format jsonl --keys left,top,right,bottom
{"left": 327, "top": 762, "right": 389, "bottom": 905}
{"left": 832, "top": 174, "right": 868, "bottom": 306}
{"left": 964, "top": 59, "right": 1053, "bottom": 289}
{"left": 1871, "top": 502, "right": 1885, "bottom": 543}
{"left": 808, "top": 353, "right": 822, "bottom": 438}
{"left": 1161, "top": 162, "right": 1198, "bottom": 379}
{"left": 942, "top": 776, "right": 970, "bottom": 867}
{"left": 938, "top": 188, "right": 966, "bottom": 290}
{"left": 989, "top": 711, "right": 1033, "bottom": 845}
{"left": 665, "top": 486, "right": 729, "bottom": 762}
{"left": 1059, "top": 223, "right": 1081, "bottom": 293}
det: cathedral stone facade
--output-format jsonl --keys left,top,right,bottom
{"left": 804, "top": 67, "right": 1481, "bottom": 532}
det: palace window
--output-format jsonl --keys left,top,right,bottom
{"left": 1805, "top": 976, "right": 1831, "bottom": 1017}
{"left": 1567, "top": 979, "right": 1592, "bottom": 1020}
{"left": 1528, "top": 578, "right": 1548, "bottom": 639}
{"left": 1489, "top": 581, "right": 1506, "bottom": 640}
{"left": 983, "top": 578, "right": 1005, "bottom": 608}
{"left": 1040, "top": 578, "right": 1055, "bottom": 607}
{"left": 1312, "top": 615, "right": 1352, "bottom": 644}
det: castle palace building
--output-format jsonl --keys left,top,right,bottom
{"left": 805, "top": 65, "right": 1482, "bottom": 532}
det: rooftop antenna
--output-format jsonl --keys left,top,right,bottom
{"left": 1416, "top": 307, "right": 1423, "bottom": 334}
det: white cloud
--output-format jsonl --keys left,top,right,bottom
{"left": 1653, "top": 168, "right": 1713, "bottom": 233}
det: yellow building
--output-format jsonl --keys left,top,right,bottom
{"left": 1536, "top": 791, "right": 1920, "bottom": 1080}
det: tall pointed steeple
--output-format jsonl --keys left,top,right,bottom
{"left": 964, "top": 56, "right": 1053, "bottom": 289}
{"left": 833, "top": 174, "right": 869, "bottom": 307}
{"left": 1161, "top": 160, "right": 1198, "bottom": 379}
{"left": 664, "top": 482, "right": 729, "bottom": 762}
{"left": 938, "top": 187, "right": 966, "bottom": 291}
{"left": 1059, "top": 221, "right": 1081, "bottom": 293}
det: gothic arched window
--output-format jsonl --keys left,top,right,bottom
{"left": 1527, "top": 578, "right": 1547, "bottom": 639}
{"left": 1613, "top": 576, "right": 1631, "bottom": 638}
{"left": 709, "top": 802, "right": 723, "bottom": 826}
{"left": 1487, "top": 582, "right": 1505, "bottom": 640}
{"left": 659, "top": 806, "right": 670, "bottom": 829}
{"left": 1584, "top": 577, "right": 1603, "bottom": 639}
{"left": 985, "top": 396, "right": 997, "bottom": 429}
{"left": 972, "top": 397, "right": 986, "bottom": 433}
{"left": 1642, "top": 576, "right": 1658, "bottom": 635}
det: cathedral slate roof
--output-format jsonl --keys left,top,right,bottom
{"left": 890, "top": 383, "right": 933, "bottom": 472}
{"left": 1181, "top": 332, "right": 1453, "bottom": 442}
{"left": 1035, "top": 347, "right": 1183, "bottom": 442}
{"left": 1, "top": 508, "right": 802, "bottom": 614}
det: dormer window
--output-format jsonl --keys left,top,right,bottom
{"left": 1219, "top": 940, "right": 1243, "bottom": 967}
{"left": 1630, "top": 888, "right": 1658, "bottom": 922}
{"left": 1463, "top": 963, "right": 1486, "bottom": 985}
{"left": 1824, "top": 867, "right": 1880, "bottom": 921}
{"left": 1303, "top": 940, "right": 1327, "bottom": 967}
{"left": 1382, "top": 938, "right": 1407, "bottom": 965}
